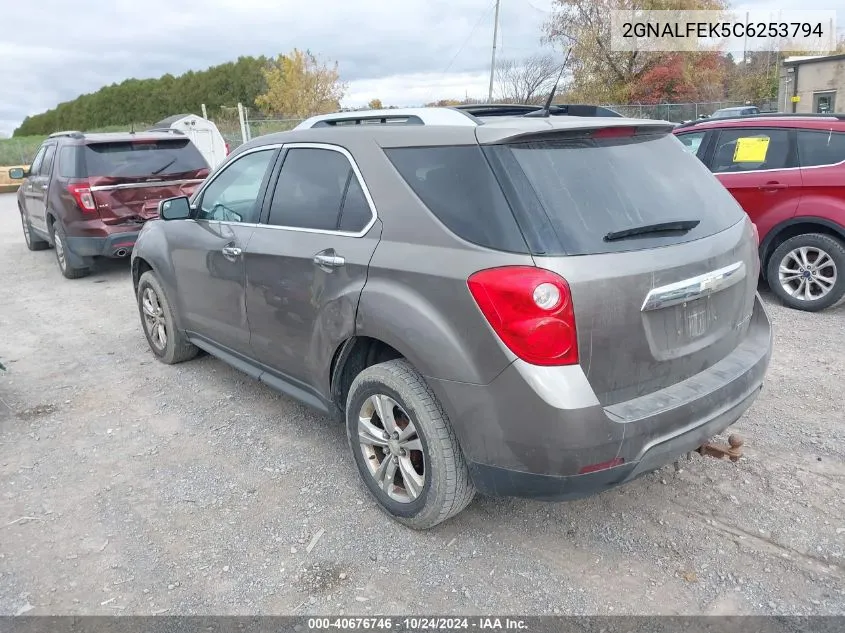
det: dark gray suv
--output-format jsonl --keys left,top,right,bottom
{"left": 131, "top": 107, "right": 773, "bottom": 529}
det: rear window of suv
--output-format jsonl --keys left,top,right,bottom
{"left": 387, "top": 132, "right": 745, "bottom": 256}
{"left": 83, "top": 139, "right": 208, "bottom": 178}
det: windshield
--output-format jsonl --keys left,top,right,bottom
{"left": 84, "top": 139, "right": 208, "bottom": 179}
{"left": 484, "top": 133, "right": 745, "bottom": 255}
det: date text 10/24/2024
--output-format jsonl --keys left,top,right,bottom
{"left": 307, "top": 618, "right": 529, "bottom": 630}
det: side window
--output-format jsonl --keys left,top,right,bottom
{"left": 267, "top": 148, "right": 369, "bottom": 232}
{"left": 58, "top": 146, "right": 83, "bottom": 178}
{"left": 30, "top": 147, "right": 47, "bottom": 175}
{"left": 797, "top": 130, "right": 845, "bottom": 167}
{"left": 197, "top": 149, "right": 275, "bottom": 223}
{"left": 338, "top": 175, "right": 373, "bottom": 232}
{"left": 709, "top": 129, "right": 791, "bottom": 173}
{"left": 676, "top": 132, "right": 706, "bottom": 156}
{"left": 40, "top": 145, "right": 57, "bottom": 176}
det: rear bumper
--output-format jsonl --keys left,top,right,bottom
{"left": 428, "top": 294, "right": 772, "bottom": 499}
{"left": 65, "top": 232, "right": 140, "bottom": 257}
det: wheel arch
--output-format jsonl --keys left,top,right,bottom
{"left": 329, "top": 336, "right": 404, "bottom": 411}
{"left": 759, "top": 217, "right": 845, "bottom": 280}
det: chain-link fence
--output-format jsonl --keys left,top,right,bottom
{"left": 210, "top": 99, "right": 782, "bottom": 145}
{"left": 601, "top": 101, "right": 748, "bottom": 123}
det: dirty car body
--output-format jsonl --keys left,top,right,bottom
{"left": 131, "top": 110, "right": 773, "bottom": 527}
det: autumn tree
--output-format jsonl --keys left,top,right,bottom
{"left": 255, "top": 49, "right": 346, "bottom": 118}
{"left": 543, "top": 0, "right": 728, "bottom": 103}
{"left": 495, "top": 54, "right": 561, "bottom": 104}
{"left": 367, "top": 98, "right": 383, "bottom": 109}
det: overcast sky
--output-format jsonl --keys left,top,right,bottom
{"left": 1, "top": 0, "right": 841, "bottom": 137}
{"left": 0, "top": 0, "right": 558, "bottom": 136}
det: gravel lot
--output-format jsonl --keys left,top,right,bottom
{"left": 1, "top": 191, "right": 844, "bottom": 616}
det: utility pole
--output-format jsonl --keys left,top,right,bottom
{"left": 487, "top": 0, "right": 501, "bottom": 103}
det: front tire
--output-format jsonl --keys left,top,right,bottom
{"left": 767, "top": 233, "right": 845, "bottom": 312}
{"left": 20, "top": 211, "right": 49, "bottom": 251}
{"left": 51, "top": 222, "right": 89, "bottom": 279}
{"left": 137, "top": 270, "right": 198, "bottom": 364}
{"left": 346, "top": 359, "right": 475, "bottom": 530}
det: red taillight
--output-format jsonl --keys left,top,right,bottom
{"left": 579, "top": 457, "right": 625, "bottom": 474}
{"left": 467, "top": 266, "right": 578, "bottom": 366}
{"left": 592, "top": 126, "right": 637, "bottom": 139}
{"left": 67, "top": 182, "right": 97, "bottom": 213}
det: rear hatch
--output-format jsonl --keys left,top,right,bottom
{"left": 76, "top": 137, "right": 209, "bottom": 225}
{"left": 481, "top": 124, "right": 758, "bottom": 406}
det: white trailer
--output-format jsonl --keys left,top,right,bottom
{"left": 149, "top": 114, "right": 229, "bottom": 170}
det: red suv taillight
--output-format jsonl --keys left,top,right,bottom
{"left": 467, "top": 266, "right": 578, "bottom": 366}
{"left": 67, "top": 181, "right": 97, "bottom": 213}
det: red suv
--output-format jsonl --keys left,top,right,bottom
{"left": 11, "top": 130, "right": 209, "bottom": 279}
{"left": 674, "top": 114, "right": 845, "bottom": 311}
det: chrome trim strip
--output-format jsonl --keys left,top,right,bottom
{"left": 90, "top": 179, "right": 205, "bottom": 192}
{"left": 641, "top": 261, "right": 746, "bottom": 312}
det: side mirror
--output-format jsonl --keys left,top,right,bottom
{"left": 159, "top": 196, "right": 192, "bottom": 220}
{"left": 8, "top": 167, "right": 26, "bottom": 179}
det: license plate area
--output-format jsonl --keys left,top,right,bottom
{"left": 676, "top": 296, "right": 713, "bottom": 341}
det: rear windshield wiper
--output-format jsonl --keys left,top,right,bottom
{"left": 604, "top": 220, "right": 700, "bottom": 242}
{"left": 151, "top": 157, "right": 177, "bottom": 175}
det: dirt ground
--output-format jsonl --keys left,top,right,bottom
{"left": 1, "top": 192, "right": 844, "bottom": 616}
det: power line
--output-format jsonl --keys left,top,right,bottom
{"left": 443, "top": 1, "right": 497, "bottom": 74}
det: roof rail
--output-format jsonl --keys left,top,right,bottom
{"left": 454, "top": 103, "right": 624, "bottom": 118}
{"left": 48, "top": 130, "right": 84, "bottom": 139}
{"left": 675, "top": 112, "right": 845, "bottom": 129}
{"left": 294, "top": 107, "right": 479, "bottom": 130}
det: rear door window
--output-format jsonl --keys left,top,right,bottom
{"left": 483, "top": 132, "right": 744, "bottom": 256}
{"left": 266, "top": 147, "right": 374, "bottom": 233}
{"left": 709, "top": 128, "right": 793, "bottom": 173}
{"left": 797, "top": 130, "right": 845, "bottom": 167}
{"left": 83, "top": 139, "right": 208, "bottom": 178}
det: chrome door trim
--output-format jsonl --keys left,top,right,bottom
{"left": 641, "top": 261, "right": 746, "bottom": 312}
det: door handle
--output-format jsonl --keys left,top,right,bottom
{"left": 313, "top": 253, "right": 345, "bottom": 269}
{"left": 221, "top": 246, "right": 242, "bottom": 260}
{"left": 758, "top": 182, "right": 788, "bottom": 191}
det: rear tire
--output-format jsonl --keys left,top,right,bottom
{"left": 346, "top": 359, "right": 475, "bottom": 530}
{"left": 137, "top": 270, "right": 198, "bottom": 364}
{"left": 20, "top": 211, "right": 49, "bottom": 251}
{"left": 767, "top": 233, "right": 845, "bottom": 312}
{"left": 50, "top": 222, "right": 90, "bottom": 279}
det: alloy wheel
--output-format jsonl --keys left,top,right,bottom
{"left": 142, "top": 287, "right": 168, "bottom": 351}
{"left": 778, "top": 246, "right": 838, "bottom": 302}
{"left": 357, "top": 394, "right": 425, "bottom": 503}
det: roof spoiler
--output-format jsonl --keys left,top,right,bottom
{"left": 454, "top": 104, "right": 624, "bottom": 118}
